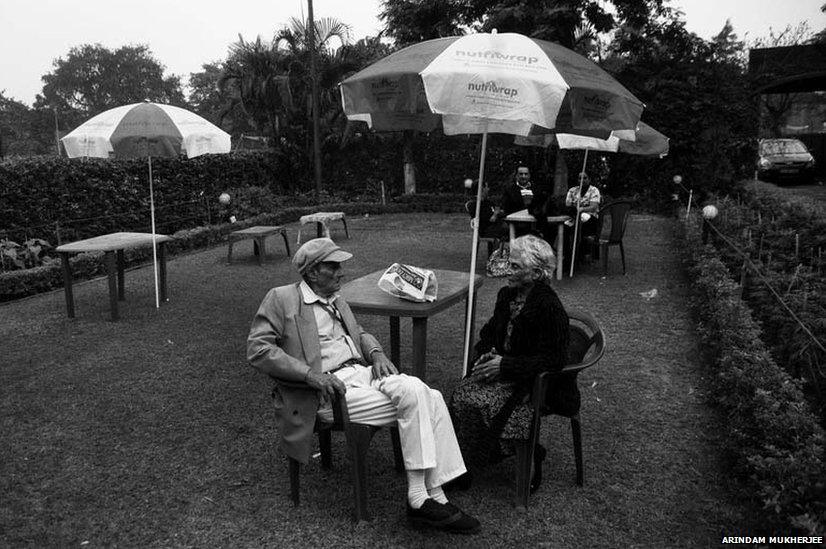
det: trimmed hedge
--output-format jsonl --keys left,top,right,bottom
{"left": 0, "top": 195, "right": 465, "bottom": 302}
{"left": 678, "top": 214, "right": 826, "bottom": 535}
{"left": 704, "top": 189, "right": 825, "bottom": 424}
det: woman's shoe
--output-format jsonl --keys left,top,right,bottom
{"left": 530, "top": 444, "right": 547, "bottom": 494}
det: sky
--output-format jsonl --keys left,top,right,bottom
{"left": 1, "top": 0, "right": 824, "bottom": 106}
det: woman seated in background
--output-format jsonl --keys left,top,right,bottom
{"left": 449, "top": 235, "right": 575, "bottom": 492}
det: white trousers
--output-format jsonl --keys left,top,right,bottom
{"left": 317, "top": 364, "right": 466, "bottom": 489}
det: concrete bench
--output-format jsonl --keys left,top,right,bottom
{"left": 227, "top": 225, "right": 291, "bottom": 265}
{"left": 296, "top": 212, "right": 350, "bottom": 245}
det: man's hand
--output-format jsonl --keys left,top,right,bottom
{"left": 370, "top": 351, "right": 398, "bottom": 380}
{"left": 304, "top": 370, "right": 346, "bottom": 405}
{"left": 471, "top": 354, "right": 502, "bottom": 383}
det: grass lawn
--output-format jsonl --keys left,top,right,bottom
{"left": 1, "top": 212, "right": 755, "bottom": 547}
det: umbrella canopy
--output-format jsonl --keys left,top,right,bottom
{"left": 61, "top": 102, "right": 231, "bottom": 159}
{"left": 341, "top": 32, "right": 644, "bottom": 136}
{"left": 515, "top": 121, "right": 669, "bottom": 157}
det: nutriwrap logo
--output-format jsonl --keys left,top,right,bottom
{"left": 455, "top": 49, "right": 539, "bottom": 65}
{"left": 467, "top": 81, "right": 519, "bottom": 98}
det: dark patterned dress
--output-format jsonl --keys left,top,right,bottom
{"left": 450, "top": 282, "right": 570, "bottom": 467}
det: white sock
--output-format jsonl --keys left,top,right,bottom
{"left": 407, "top": 470, "right": 429, "bottom": 509}
{"left": 428, "top": 485, "right": 448, "bottom": 504}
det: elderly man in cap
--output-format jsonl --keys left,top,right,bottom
{"left": 247, "top": 238, "right": 479, "bottom": 534}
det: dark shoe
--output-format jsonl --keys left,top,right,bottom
{"left": 443, "top": 471, "right": 473, "bottom": 492}
{"left": 407, "top": 499, "right": 481, "bottom": 535}
{"left": 530, "top": 444, "right": 547, "bottom": 494}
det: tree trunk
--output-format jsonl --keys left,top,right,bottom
{"left": 403, "top": 130, "right": 416, "bottom": 194}
{"left": 553, "top": 149, "right": 568, "bottom": 198}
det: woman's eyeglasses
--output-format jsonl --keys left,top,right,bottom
{"left": 509, "top": 262, "right": 525, "bottom": 271}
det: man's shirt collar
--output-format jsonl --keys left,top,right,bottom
{"left": 299, "top": 280, "right": 339, "bottom": 305}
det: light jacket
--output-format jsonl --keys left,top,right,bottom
{"left": 247, "top": 282, "right": 383, "bottom": 463}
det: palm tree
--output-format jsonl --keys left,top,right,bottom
{"left": 274, "top": 17, "right": 356, "bottom": 122}
{"left": 273, "top": 16, "right": 364, "bottom": 190}
{"left": 275, "top": 16, "right": 352, "bottom": 55}
{"left": 218, "top": 35, "right": 293, "bottom": 142}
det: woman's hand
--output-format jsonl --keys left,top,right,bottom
{"left": 472, "top": 354, "right": 502, "bottom": 383}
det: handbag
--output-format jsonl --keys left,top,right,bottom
{"left": 486, "top": 245, "right": 513, "bottom": 278}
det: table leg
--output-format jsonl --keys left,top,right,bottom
{"left": 341, "top": 216, "right": 350, "bottom": 239}
{"left": 389, "top": 316, "right": 400, "bottom": 369}
{"left": 412, "top": 318, "right": 427, "bottom": 381}
{"left": 104, "top": 251, "right": 118, "bottom": 321}
{"left": 158, "top": 243, "right": 168, "bottom": 303}
{"left": 116, "top": 249, "right": 125, "bottom": 300}
{"left": 509, "top": 222, "right": 516, "bottom": 245}
{"left": 280, "top": 229, "right": 291, "bottom": 257}
{"left": 227, "top": 237, "right": 235, "bottom": 264}
{"left": 556, "top": 223, "right": 564, "bottom": 281}
{"left": 255, "top": 237, "right": 265, "bottom": 266}
{"left": 60, "top": 252, "right": 74, "bottom": 318}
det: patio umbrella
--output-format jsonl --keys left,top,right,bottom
{"left": 516, "top": 121, "right": 668, "bottom": 275}
{"left": 340, "top": 31, "right": 645, "bottom": 374}
{"left": 61, "top": 101, "right": 231, "bottom": 308}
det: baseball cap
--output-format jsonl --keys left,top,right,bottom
{"left": 292, "top": 238, "right": 353, "bottom": 274}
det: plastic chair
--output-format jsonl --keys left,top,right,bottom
{"left": 514, "top": 309, "right": 606, "bottom": 508}
{"left": 465, "top": 200, "right": 500, "bottom": 258}
{"left": 589, "top": 200, "right": 632, "bottom": 275}
{"left": 275, "top": 380, "right": 405, "bottom": 522}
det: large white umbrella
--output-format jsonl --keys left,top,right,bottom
{"left": 61, "top": 101, "right": 231, "bottom": 308}
{"left": 340, "top": 31, "right": 645, "bottom": 373}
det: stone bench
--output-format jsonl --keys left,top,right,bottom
{"left": 296, "top": 212, "right": 350, "bottom": 245}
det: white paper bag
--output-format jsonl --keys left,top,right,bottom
{"left": 377, "top": 263, "right": 438, "bottom": 303}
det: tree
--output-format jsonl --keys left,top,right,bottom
{"left": 274, "top": 17, "right": 358, "bottom": 128}
{"left": 602, "top": 11, "right": 756, "bottom": 200}
{"left": 379, "top": 0, "right": 468, "bottom": 45}
{"left": 0, "top": 92, "right": 55, "bottom": 157}
{"left": 218, "top": 36, "right": 293, "bottom": 142}
{"left": 380, "top": 0, "right": 666, "bottom": 50}
{"left": 34, "top": 44, "right": 185, "bottom": 131}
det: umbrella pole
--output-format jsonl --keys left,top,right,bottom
{"left": 569, "top": 148, "right": 589, "bottom": 277}
{"left": 148, "top": 155, "right": 160, "bottom": 309}
{"left": 462, "top": 131, "right": 488, "bottom": 377}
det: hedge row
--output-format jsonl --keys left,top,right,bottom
{"left": 704, "top": 189, "right": 825, "bottom": 423}
{"left": 0, "top": 134, "right": 676, "bottom": 245}
{"left": 0, "top": 136, "right": 548, "bottom": 242}
{"left": 678, "top": 214, "right": 826, "bottom": 535}
{"left": 0, "top": 194, "right": 464, "bottom": 302}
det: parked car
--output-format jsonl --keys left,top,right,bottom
{"left": 756, "top": 138, "right": 816, "bottom": 184}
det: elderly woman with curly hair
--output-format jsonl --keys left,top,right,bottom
{"left": 449, "top": 235, "right": 574, "bottom": 492}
